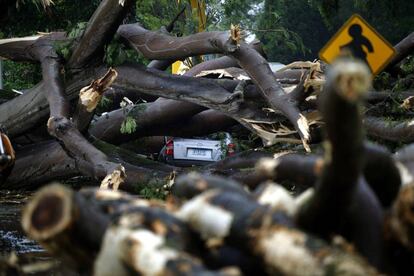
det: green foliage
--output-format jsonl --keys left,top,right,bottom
{"left": 393, "top": 77, "right": 414, "bottom": 92}
{"left": 54, "top": 22, "right": 89, "bottom": 60}
{"left": 401, "top": 56, "right": 414, "bottom": 75}
{"left": 205, "top": 0, "right": 257, "bottom": 30}
{"left": 208, "top": 0, "right": 412, "bottom": 64}
{"left": 309, "top": 0, "right": 414, "bottom": 45}
{"left": 98, "top": 96, "right": 113, "bottom": 109}
{"left": 373, "top": 72, "right": 392, "bottom": 91}
{"left": 1, "top": 0, "right": 100, "bottom": 37}
{"left": 52, "top": 40, "right": 71, "bottom": 60}
{"left": 374, "top": 55, "right": 414, "bottom": 92}
{"left": 136, "top": 0, "right": 188, "bottom": 33}
{"left": 120, "top": 116, "right": 137, "bottom": 134}
{"left": 94, "top": 96, "right": 114, "bottom": 114}
{"left": 67, "top": 22, "right": 88, "bottom": 38}
{"left": 3, "top": 61, "right": 41, "bottom": 90}
{"left": 254, "top": 0, "right": 329, "bottom": 63}
{"left": 139, "top": 186, "right": 167, "bottom": 200}
{"left": 104, "top": 40, "right": 146, "bottom": 67}
{"left": 206, "top": 0, "right": 329, "bottom": 62}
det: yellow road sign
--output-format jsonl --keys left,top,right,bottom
{"left": 319, "top": 14, "right": 396, "bottom": 75}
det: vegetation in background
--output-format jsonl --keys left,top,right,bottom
{"left": 254, "top": 0, "right": 329, "bottom": 63}
{"left": 207, "top": 0, "right": 413, "bottom": 63}
{"left": 2, "top": 61, "right": 42, "bottom": 91}
{"left": 136, "top": 0, "right": 198, "bottom": 36}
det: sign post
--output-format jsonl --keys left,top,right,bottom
{"left": 319, "top": 14, "right": 396, "bottom": 75}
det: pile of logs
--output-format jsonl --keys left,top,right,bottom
{"left": 0, "top": 0, "right": 414, "bottom": 274}
{"left": 19, "top": 60, "right": 414, "bottom": 275}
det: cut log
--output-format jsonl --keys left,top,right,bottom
{"left": 296, "top": 59, "right": 371, "bottom": 237}
{"left": 177, "top": 189, "right": 378, "bottom": 275}
{"left": 73, "top": 68, "right": 118, "bottom": 132}
{"left": 172, "top": 172, "right": 250, "bottom": 201}
{"left": 22, "top": 184, "right": 110, "bottom": 272}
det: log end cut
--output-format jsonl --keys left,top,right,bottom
{"left": 22, "top": 183, "right": 73, "bottom": 241}
{"left": 329, "top": 59, "right": 372, "bottom": 102}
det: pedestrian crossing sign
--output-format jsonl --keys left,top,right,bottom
{"left": 319, "top": 14, "right": 396, "bottom": 75}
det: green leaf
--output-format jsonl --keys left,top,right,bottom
{"left": 120, "top": 116, "right": 137, "bottom": 134}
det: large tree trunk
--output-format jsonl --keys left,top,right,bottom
{"left": 117, "top": 24, "right": 310, "bottom": 150}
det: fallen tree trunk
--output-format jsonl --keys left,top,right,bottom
{"left": 385, "top": 32, "right": 414, "bottom": 72}
{"left": 184, "top": 39, "right": 267, "bottom": 77}
{"left": 102, "top": 64, "right": 297, "bottom": 146}
{"left": 1, "top": 140, "right": 79, "bottom": 189}
{"left": 90, "top": 98, "right": 205, "bottom": 144}
{"left": 117, "top": 23, "right": 310, "bottom": 149}
{"left": 0, "top": 66, "right": 106, "bottom": 138}
{"left": 90, "top": 65, "right": 315, "bottom": 146}
{"left": 1, "top": 139, "right": 174, "bottom": 192}
{"left": 364, "top": 116, "right": 414, "bottom": 143}
{"left": 91, "top": 63, "right": 298, "bottom": 144}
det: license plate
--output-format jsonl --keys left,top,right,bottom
{"left": 187, "top": 148, "right": 212, "bottom": 159}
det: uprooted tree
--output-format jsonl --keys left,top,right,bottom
{"left": 1, "top": 0, "right": 414, "bottom": 275}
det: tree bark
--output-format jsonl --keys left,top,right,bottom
{"left": 385, "top": 32, "right": 414, "bottom": 72}
{"left": 117, "top": 24, "right": 310, "bottom": 149}
{"left": 1, "top": 140, "right": 78, "bottom": 189}
{"left": 110, "top": 64, "right": 296, "bottom": 146}
{"left": 22, "top": 184, "right": 110, "bottom": 272}
{"left": 68, "top": 0, "right": 134, "bottom": 69}
{"left": 364, "top": 116, "right": 414, "bottom": 143}
{"left": 296, "top": 59, "right": 371, "bottom": 237}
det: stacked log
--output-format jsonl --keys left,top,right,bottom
{"left": 22, "top": 180, "right": 382, "bottom": 276}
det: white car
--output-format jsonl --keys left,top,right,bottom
{"left": 158, "top": 133, "right": 235, "bottom": 166}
